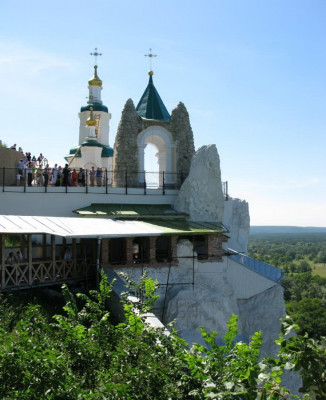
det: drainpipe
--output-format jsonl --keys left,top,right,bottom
{"left": 96, "top": 236, "right": 102, "bottom": 289}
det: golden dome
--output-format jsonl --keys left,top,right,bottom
{"left": 88, "top": 65, "right": 102, "bottom": 86}
{"left": 86, "top": 107, "right": 96, "bottom": 126}
{"left": 148, "top": 70, "right": 154, "bottom": 76}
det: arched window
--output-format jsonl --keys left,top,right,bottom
{"left": 138, "top": 126, "right": 176, "bottom": 186}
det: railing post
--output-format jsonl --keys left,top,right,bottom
{"left": 86, "top": 169, "right": 88, "bottom": 193}
{"left": 162, "top": 171, "right": 165, "bottom": 195}
{"left": 105, "top": 168, "right": 108, "bottom": 194}
{"left": 23, "top": 168, "right": 26, "bottom": 192}
{"left": 1, "top": 234, "right": 5, "bottom": 289}
{"left": 125, "top": 170, "right": 128, "bottom": 195}
{"left": 144, "top": 174, "right": 146, "bottom": 195}
{"left": 28, "top": 234, "right": 33, "bottom": 285}
{"left": 2, "top": 167, "right": 5, "bottom": 192}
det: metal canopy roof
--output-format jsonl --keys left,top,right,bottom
{"left": 0, "top": 215, "right": 226, "bottom": 238}
{"left": 0, "top": 215, "right": 163, "bottom": 238}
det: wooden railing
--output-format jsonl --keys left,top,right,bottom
{"left": 0, "top": 259, "right": 92, "bottom": 291}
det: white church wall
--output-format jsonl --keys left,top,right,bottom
{"left": 78, "top": 111, "right": 111, "bottom": 145}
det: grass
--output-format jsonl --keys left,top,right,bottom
{"left": 311, "top": 263, "right": 326, "bottom": 278}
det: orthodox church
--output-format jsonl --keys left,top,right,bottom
{"left": 65, "top": 65, "right": 114, "bottom": 171}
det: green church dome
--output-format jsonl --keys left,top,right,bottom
{"left": 80, "top": 103, "right": 109, "bottom": 113}
{"left": 67, "top": 141, "right": 113, "bottom": 159}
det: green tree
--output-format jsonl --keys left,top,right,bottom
{"left": 0, "top": 271, "right": 325, "bottom": 399}
{"left": 287, "top": 298, "right": 326, "bottom": 338}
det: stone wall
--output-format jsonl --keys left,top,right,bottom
{"left": 112, "top": 99, "right": 140, "bottom": 186}
{"left": 0, "top": 147, "right": 22, "bottom": 185}
{"left": 169, "top": 102, "right": 195, "bottom": 181}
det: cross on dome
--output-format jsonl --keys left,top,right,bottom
{"left": 145, "top": 48, "right": 157, "bottom": 74}
{"left": 90, "top": 47, "right": 102, "bottom": 65}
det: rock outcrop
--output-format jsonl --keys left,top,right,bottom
{"left": 174, "top": 144, "right": 224, "bottom": 221}
{"left": 223, "top": 198, "right": 250, "bottom": 253}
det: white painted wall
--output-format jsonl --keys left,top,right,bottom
{"left": 0, "top": 189, "right": 179, "bottom": 217}
{"left": 226, "top": 257, "right": 276, "bottom": 298}
{"left": 79, "top": 111, "right": 111, "bottom": 146}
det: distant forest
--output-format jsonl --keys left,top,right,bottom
{"left": 248, "top": 230, "right": 326, "bottom": 339}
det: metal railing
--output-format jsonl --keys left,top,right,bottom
{"left": 0, "top": 259, "right": 93, "bottom": 291}
{"left": 1, "top": 167, "right": 185, "bottom": 195}
{"left": 1, "top": 167, "right": 229, "bottom": 198}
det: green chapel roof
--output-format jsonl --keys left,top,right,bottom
{"left": 136, "top": 72, "right": 170, "bottom": 122}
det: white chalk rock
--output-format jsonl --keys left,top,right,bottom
{"left": 174, "top": 144, "right": 224, "bottom": 221}
{"left": 223, "top": 198, "right": 250, "bottom": 253}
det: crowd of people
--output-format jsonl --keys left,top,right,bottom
{"left": 11, "top": 144, "right": 105, "bottom": 187}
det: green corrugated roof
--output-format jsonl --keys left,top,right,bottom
{"left": 136, "top": 75, "right": 170, "bottom": 121}
{"left": 73, "top": 203, "right": 228, "bottom": 235}
{"left": 143, "top": 220, "right": 227, "bottom": 235}
{"left": 73, "top": 203, "right": 188, "bottom": 219}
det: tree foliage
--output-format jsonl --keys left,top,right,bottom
{"left": 249, "top": 233, "right": 326, "bottom": 339}
{"left": 0, "top": 270, "right": 325, "bottom": 399}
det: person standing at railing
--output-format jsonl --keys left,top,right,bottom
{"left": 78, "top": 168, "right": 85, "bottom": 186}
{"left": 96, "top": 167, "right": 102, "bottom": 187}
{"left": 32, "top": 163, "right": 37, "bottom": 184}
{"left": 36, "top": 166, "right": 43, "bottom": 186}
{"left": 89, "top": 166, "right": 96, "bottom": 186}
{"left": 57, "top": 166, "right": 63, "bottom": 186}
{"left": 37, "top": 153, "right": 44, "bottom": 166}
{"left": 62, "top": 164, "right": 70, "bottom": 186}
{"left": 51, "top": 164, "right": 58, "bottom": 186}
{"left": 16, "top": 172, "right": 21, "bottom": 186}
{"left": 17, "top": 159, "right": 24, "bottom": 175}
{"left": 43, "top": 164, "right": 49, "bottom": 187}
{"left": 26, "top": 162, "right": 33, "bottom": 186}
{"left": 72, "top": 169, "right": 78, "bottom": 186}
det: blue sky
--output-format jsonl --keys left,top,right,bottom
{"left": 0, "top": 0, "right": 325, "bottom": 226}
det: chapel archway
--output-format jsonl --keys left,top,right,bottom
{"left": 137, "top": 126, "right": 176, "bottom": 186}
